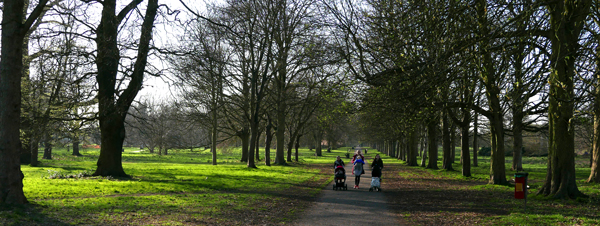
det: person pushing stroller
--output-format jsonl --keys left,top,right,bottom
{"left": 370, "top": 154, "right": 383, "bottom": 192}
{"left": 333, "top": 156, "right": 347, "bottom": 190}
{"left": 334, "top": 156, "right": 346, "bottom": 178}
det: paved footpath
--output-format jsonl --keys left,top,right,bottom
{"left": 294, "top": 160, "right": 402, "bottom": 226}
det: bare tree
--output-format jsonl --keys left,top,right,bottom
{"left": 92, "top": 0, "right": 159, "bottom": 177}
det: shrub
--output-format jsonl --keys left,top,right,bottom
{"left": 478, "top": 147, "right": 491, "bottom": 156}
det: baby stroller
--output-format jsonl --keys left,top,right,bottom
{"left": 333, "top": 166, "right": 348, "bottom": 190}
{"left": 369, "top": 177, "right": 382, "bottom": 192}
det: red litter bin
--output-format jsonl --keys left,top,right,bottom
{"left": 514, "top": 172, "right": 529, "bottom": 199}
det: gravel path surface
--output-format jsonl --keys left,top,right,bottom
{"left": 294, "top": 160, "right": 403, "bottom": 226}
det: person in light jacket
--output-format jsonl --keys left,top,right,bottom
{"left": 353, "top": 156, "right": 365, "bottom": 189}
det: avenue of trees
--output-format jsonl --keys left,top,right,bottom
{"left": 332, "top": 0, "right": 598, "bottom": 199}
{"left": 1, "top": 0, "right": 600, "bottom": 205}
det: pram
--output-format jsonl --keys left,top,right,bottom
{"left": 369, "top": 177, "right": 382, "bottom": 192}
{"left": 333, "top": 166, "right": 348, "bottom": 190}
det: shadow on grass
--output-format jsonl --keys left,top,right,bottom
{"left": 0, "top": 204, "right": 70, "bottom": 226}
{"left": 382, "top": 163, "right": 600, "bottom": 225}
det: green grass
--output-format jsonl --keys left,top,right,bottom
{"left": 5, "top": 145, "right": 598, "bottom": 225}
{"left": 2, "top": 146, "right": 338, "bottom": 225}
{"left": 383, "top": 146, "right": 600, "bottom": 225}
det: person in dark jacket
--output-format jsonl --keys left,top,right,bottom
{"left": 370, "top": 154, "right": 383, "bottom": 191}
{"left": 334, "top": 156, "right": 345, "bottom": 168}
{"left": 371, "top": 154, "right": 383, "bottom": 178}
{"left": 334, "top": 156, "right": 346, "bottom": 174}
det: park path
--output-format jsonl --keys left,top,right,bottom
{"left": 294, "top": 154, "right": 403, "bottom": 226}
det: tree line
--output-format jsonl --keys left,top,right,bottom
{"left": 0, "top": 0, "right": 354, "bottom": 205}
{"left": 2, "top": 0, "right": 598, "bottom": 205}
{"left": 331, "top": 0, "right": 599, "bottom": 199}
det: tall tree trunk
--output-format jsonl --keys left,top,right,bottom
{"left": 93, "top": 0, "right": 158, "bottom": 177}
{"left": 265, "top": 119, "right": 273, "bottom": 166}
{"left": 476, "top": 0, "right": 507, "bottom": 185}
{"left": 489, "top": 111, "right": 507, "bottom": 184}
{"left": 248, "top": 121, "right": 258, "bottom": 168}
{"left": 407, "top": 129, "right": 418, "bottom": 166}
{"left": 420, "top": 145, "right": 428, "bottom": 167}
{"left": 240, "top": 128, "right": 250, "bottom": 162}
{"left": 589, "top": 101, "right": 600, "bottom": 183}
{"left": 427, "top": 119, "right": 439, "bottom": 169}
{"left": 587, "top": 35, "right": 600, "bottom": 183}
{"left": 314, "top": 130, "right": 323, "bottom": 157}
{"left": 1, "top": 0, "right": 50, "bottom": 204}
{"left": 442, "top": 111, "right": 453, "bottom": 170}
{"left": 29, "top": 133, "right": 40, "bottom": 166}
{"left": 538, "top": 0, "right": 590, "bottom": 198}
{"left": 212, "top": 113, "right": 218, "bottom": 165}
{"left": 95, "top": 114, "right": 127, "bottom": 177}
{"left": 473, "top": 112, "right": 479, "bottom": 167}
{"left": 42, "top": 133, "right": 52, "bottom": 160}
{"left": 383, "top": 141, "right": 388, "bottom": 156}
{"left": 315, "top": 139, "right": 322, "bottom": 156}
{"left": 450, "top": 124, "right": 456, "bottom": 163}
{"left": 72, "top": 138, "right": 81, "bottom": 156}
{"left": 20, "top": 132, "right": 32, "bottom": 164}
{"left": 294, "top": 135, "right": 301, "bottom": 162}
{"left": 511, "top": 36, "right": 526, "bottom": 171}
{"left": 512, "top": 110, "right": 524, "bottom": 171}
{"left": 420, "top": 131, "right": 426, "bottom": 158}
{"left": 287, "top": 138, "right": 293, "bottom": 162}
{"left": 275, "top": 101, "right": 286, "bottom": 165}
{"left": 461, "top": 110, "right": 471, "bottom": 177}
{"left": 403, "top": 139, "right": 408, "bottom": 162}
{"left": 391, "top": 140, "right": 396, "bottom": 158}
{"left": 255, "top": 130, "right": 261, "bottom": 162}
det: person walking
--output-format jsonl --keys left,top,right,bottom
{"left": 371, "top": 154, "right": 383, "bottom": 177}
{"left": 351, "top": 150, "right": 364, "bottom": 164}
{"left": 334, "top": 156, "right": 345, "bottom": 168}
{"left": 370, "top": 154, "right": 384, "bottom": 191}
{"left": 353, "top": 156, "right": 365, "bottom": 189}
{"left": 334, "top": 156, "right": 346, "bottom": 175}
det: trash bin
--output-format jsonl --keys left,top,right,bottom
{"left": 514, "top": 172, "right": 529, "bottom": 199}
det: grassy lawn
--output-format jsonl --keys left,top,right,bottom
{"left": 382, "top": 147, "right": 600, "bottom": 225}
{"left": 3, "top": 145, "right": 598, "bottom": 225}
{"left": 1, "top": 146, "right": 345, "bottom": 225}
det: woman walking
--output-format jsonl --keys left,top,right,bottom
{"left": 353, "top": 156, "right": 365, "bottom": 189}
{"left": 370, "top": 154, "right": 384, "bottom": 191}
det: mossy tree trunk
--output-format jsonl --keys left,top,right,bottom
{"left": 588, "top": 9, "right": 600, "bottom": 183}
{"left": 473, "top": 112, "right": 478, "bottom": 167}
{"left": 442, "top": 110, "right": 453, "bottom": 171}
{"left": 538, "top": 0, "right": 590, "bottom": 198}
{"left": 589, "top": 44, "right": 600, "bottom": 183}
{"left": 407, "top": 128, "right": 418, "bottom": 166}
{"left": 475, "top": 0, "right": 507, "bottom": 184}
{"left": 427, "top": 119, "right": 439, "bottom": 169}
